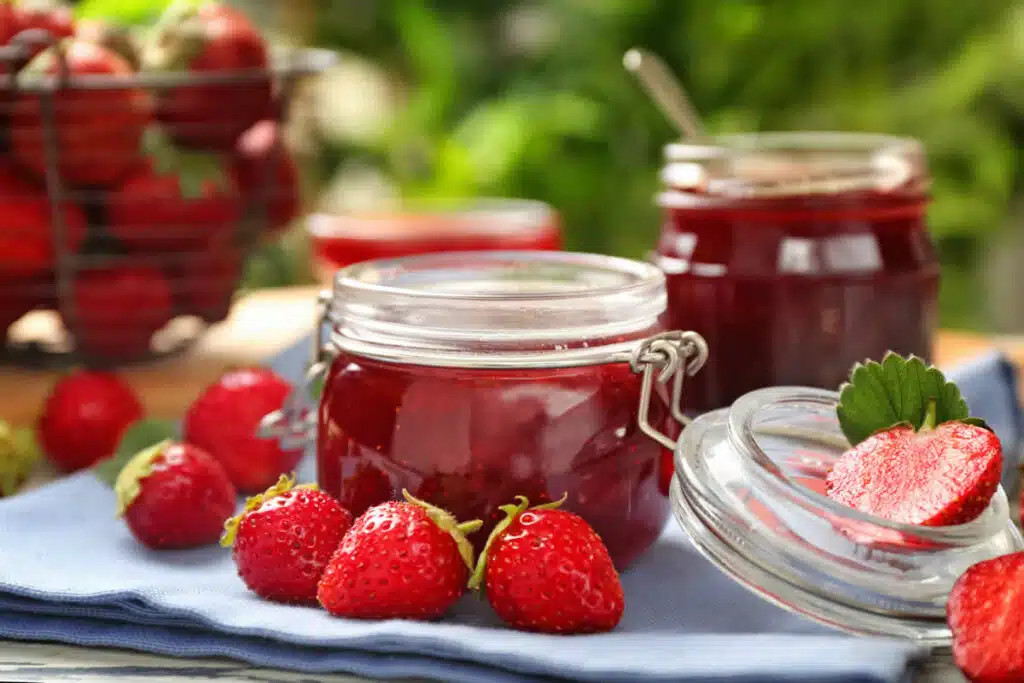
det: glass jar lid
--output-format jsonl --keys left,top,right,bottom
{"left": 325, "top": 250, "right": 670, "bottom": 366}
{"left": 660, "top": 131, "right": 928, "bottom": 201}
{"left": 671, "top": 386, "right": 1023, "bottom": 648}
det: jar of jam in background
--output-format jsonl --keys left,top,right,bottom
{"left": 652, "top": 132, "right": 939, "bottom": 412}
{"left": 307, "top": 198, "right": 563, "bottom": 285}
{"left": 287, "top": 251, "right": 707, "bottom": 569}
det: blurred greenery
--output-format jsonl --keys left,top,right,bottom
{"left": 76, "top": 0, "right": 1024, "bottom": 330}
{"left": 306, "top": 0, "right": 1022, "bottom": 330}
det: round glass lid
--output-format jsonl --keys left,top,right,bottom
{"left": 670, "top": 386, "right": 1023, "bottom": 648}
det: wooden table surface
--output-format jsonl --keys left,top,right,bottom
{"left": 3, "top": 284, "right": 1024, "bottom": 427}
{"left": 2, "top": 285, "right": 1019, "bottom": 683}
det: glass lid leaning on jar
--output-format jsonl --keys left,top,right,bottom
{"left": 652, "top": 132, "right": 940, "bottom": 413}
{"left": 671, "top": 386, "right": 1023, "bottom": 648}
{"left": 259, "top": 250, "right": 708, "bottom": 569}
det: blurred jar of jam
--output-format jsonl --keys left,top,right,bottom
{"left": 651, "top": 132, "right": 939, "bottom": 412}
{"left": 307, "top": 198, "right": 562, "bottom": 283}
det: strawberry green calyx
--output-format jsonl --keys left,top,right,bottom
{"left": 467, "top": 493, "right": 567, "bottom": 592}
{"left": 114, "top": 439, "right": 171, "bottom": 516}
{"left": 141, "top": 126, "right": 231, "bottom": 199}
{"left": 401, "top": 489, "right": 482, "bottom": 572}
{"left": 94, "top": 419, "right": 177, "bottom": 488}
{"left": 836, "top": 352, "right": 991, "bottom": 447}
{"left": 0, "top": 422, "right": 40, "bottom": 497}
{"left": 221, "top": 473, "right": 316, "bottom": 547}
{"left": 17, "top": 38, "right": 66, "bottom": 81}
{"left": 142, "top": 0, "right": 206, "bottom": 73}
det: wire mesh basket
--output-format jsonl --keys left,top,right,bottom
{"left": 0, "top": 23, "right": 335, "bottom": 368}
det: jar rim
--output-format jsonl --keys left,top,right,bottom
{"left": 661, "top": 131, "right": 927, "bottom": 199}
{"left": 307, "top": 198, "right": 558, "bottom": 240}
{"left": 332, "top": 250, "right": 663, "bottom": 303}
{"left": 326, "top": 251, "right": 668, "bottom": 364}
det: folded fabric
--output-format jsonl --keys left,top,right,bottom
{"left": 0, "top": 338, "right": 1017, "bottom": 683}
{"left": 0, "top": 473, "right": 922, "bottom": 683}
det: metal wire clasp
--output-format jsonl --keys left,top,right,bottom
{"left": 257, "top": 290, "right": 334, "bottom": 450}
{"left": 629, "top": 330, "right": 709, "bottom": 450}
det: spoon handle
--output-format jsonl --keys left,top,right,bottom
{"left": 624, "top": 47, "right": 708, "bottom": 143}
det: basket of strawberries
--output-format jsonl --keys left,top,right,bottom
{"left": 0, "top": 0, "right": 334, "bottom": 365}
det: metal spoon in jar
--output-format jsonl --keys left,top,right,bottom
{"left": 622, "top": 47, "right": 912, "bottom": 196}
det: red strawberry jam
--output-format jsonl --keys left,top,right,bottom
{"left": 654, "top": 133, "right": 939, "bottom": 412}
{"left": 318, "top": 353, "right": 675, "bottom": 570}
{"left": 314, "top": 251, "right": 689, "bottom": 570}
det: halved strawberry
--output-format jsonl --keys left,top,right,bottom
{"left": 826, "top": 353, "right": 1002, "bottom": 527}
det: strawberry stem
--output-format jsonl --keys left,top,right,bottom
{"left": 466, "top": 492, "right": 568, "bottom": 593}
{"left": 221, "top": 473, "right": 316, "bottom": 547}
{"left": 143, "top": 0, "right": 206, "bottom": 72}
{"left": 920, "top": 398, "right": 938, "bottom": 432}
{"left": 141, "top": 127, "right": 230, "bottom": 199}
{"left": 401, "top": 489, "right": 482, "bottom": 572}
{"left": 114, "top": 439, "right": 172, "bottom": 516}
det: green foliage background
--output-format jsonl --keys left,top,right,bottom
{"left": 77, "top": 0, "right": 1024, "bottom": 330}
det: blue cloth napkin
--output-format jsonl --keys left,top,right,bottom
{"left": 0, "top": 338, "right": 1018, "bottom": 683}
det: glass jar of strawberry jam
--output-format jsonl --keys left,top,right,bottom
{"left": 654, "top": 133, "right": 939, "bottom": 412}
{"left": 263, "top": 251, "right": 708, "bottom": 569}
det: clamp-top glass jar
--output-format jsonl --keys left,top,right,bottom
{"left": 653, "top": 132, "right": 939, "bottom": 412}
{"left": 264, "top": 251, "right": 707, "bottom": 569}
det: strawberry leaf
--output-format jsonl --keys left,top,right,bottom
{"left": 141, "top": 125, "right": 229, "bottom": 199}
{"left": 836, "top": 352, "right": 980, "bottom": 446}
{"left": 93, "top": 418, "right": 178, "bottom": 488}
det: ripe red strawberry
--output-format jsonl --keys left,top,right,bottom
{"left": 0, "top": 164, "right": 86, "bottom": 277}
{"left": 11, "top": 40, "right": 150, "bottom": 188}
{"left": 109, "top": 129, "right": 242, "bottom": 253}
{"left": 75, "top": 18, "right": 139, "bottom": 70}
{"left": 317, "top": 491, "right": 482, "bottom": 620}
{"left": 38, "top": 369, "right": 143, "bottom": 472}
{"left": 183, "top": 367, "right": 303, "bottom": 493}
{"left": 0, "top": 2, "right": 19, "bottom": 46}
{"left": 0, "top": 3, "right": 19, "bottom": 105}
{"left": 142, "top": 1, "right": 272, "bottom": 151}
{"left": 115, "top": 440, "right": 237, "bottom": 549}
{"left": 222, "top": 474, "right": 352, "bottom": 604}
{"left": 234, "top": 120, "right": 299, "bottom": 237}
{"left": 947, "top": 552, "right": 1024, "bottom": 683}
{"left": 826, "top": 404, "right": 1002, "bottom": 527}
{"left": 170, "top": 229, "right": 243, "bottom": 323}
{"left": 15, "top": 0, "right": 75, "bottom": 41}
{"left": 469, "top": 495, "right": 624, "bottom": 634}
{"left": 67, "top": 265, "right": 173, "bottom": 360}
